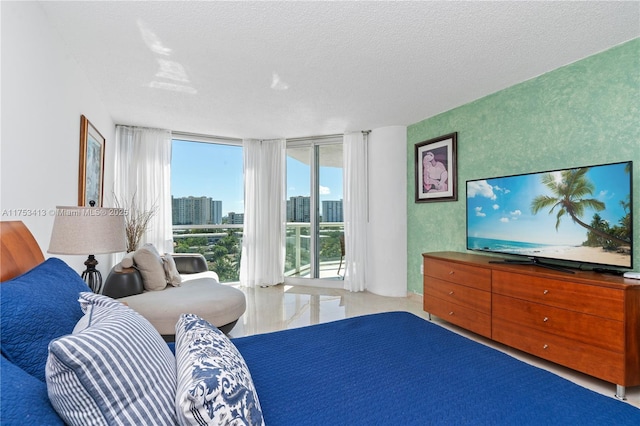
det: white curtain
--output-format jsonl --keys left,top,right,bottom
{"left": 239, "top": 138, "right": 286, "bottom": 288}
{"left": 114, "top": 126, "right": 173, "bottom": 254}
{"left": 343, "top": 132, "right": 368, "bottom": 292}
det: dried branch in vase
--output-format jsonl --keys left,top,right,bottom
{"left": 113, "top": 194, "right": 158, "bottom": 252}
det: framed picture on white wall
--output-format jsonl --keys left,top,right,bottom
{"left": 78, "top": 115, "right": 105, "bottom": 207}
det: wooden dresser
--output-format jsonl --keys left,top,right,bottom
{"left": 423, "top": 251, "right": 640, "bottom": 399}
{"left": 422, "top": 254, "right": 492, "bottom": 338}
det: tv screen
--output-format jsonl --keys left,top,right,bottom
{"left": 466, "top": 161, "right": 633, "bottom": 270}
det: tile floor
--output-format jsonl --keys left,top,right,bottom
{"left": 228, "top": 284, "right": 640, "bottom": 408}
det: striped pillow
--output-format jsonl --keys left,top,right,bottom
{"left": 175, "top": 313, "right": 264, "bottom": 426}
{"left": 46, "top": 293, "right": 177, "bottom": 426}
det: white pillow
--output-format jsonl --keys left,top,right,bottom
{"left": 133, "top": 243, "right": 167, "bottom": 290}
{"left": 46, "top": 292, "right": 177, "bottom": 426}
{"left": 175, "top": 313, "right": 264, "bottom": 426}
{"left": 162, "top": 253, "right": 183, "bottom": 287}
{"left": 120, "top": 251, "right": 135, "bottom": 268}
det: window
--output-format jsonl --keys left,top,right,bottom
{"left": 171, "top": 134, "right": 342, "bottom": 285}
{"left": 171, "top": 136, "right": 243, "bottom": 282}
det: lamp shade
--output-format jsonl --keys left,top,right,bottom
{"left": 48, "top": 206, "right": 127, "bottom": 255}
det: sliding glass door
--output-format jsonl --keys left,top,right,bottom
{"left": 285, "top": 137, "right": 343, "bottom": 285}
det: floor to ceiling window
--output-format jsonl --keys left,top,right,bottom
{"left": 171, "top": 133, "right": 342, "bottom": 286}
{"left": 285, "top": 136, "right": 343, "bottom": 284}
{"left": 171, "top": 134, "right": 244, "bottom": 283}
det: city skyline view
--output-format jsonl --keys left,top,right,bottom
{"left": 172, "top": 195, "right": 343, "bottom": 224}
{"left": 171, "top": 140, "right": 245, "bottom": 215}
{"left": 171, "top": 139, "right": 344, "bottom": 219}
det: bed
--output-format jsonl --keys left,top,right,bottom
{"left": 2, "top": 220, "right": 639, "bottom": 425}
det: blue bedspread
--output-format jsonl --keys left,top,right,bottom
{"left": 233, "top": 311, "right": 640, "bottom": 425}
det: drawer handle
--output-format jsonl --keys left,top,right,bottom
{"left": 448, "top": 311, "right": 454, "bottom": 316}
{"left": 543, "top": 317, "right": 549, "bottom": 322}
{"left": 543, "top": 290, "right": 549, "bottom": 295}
{"left": 543, "top": 344, "right": 549, "bottom": 350}
{"left": 449, "top": 271, "right": 455, "bottom": 275}
{"left": 448, "top": 291, "right": 454, "bottom": 296}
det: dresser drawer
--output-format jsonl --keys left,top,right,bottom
{"left": 492, "top": 271, "right": 624, "bottom": 321}
{"left": 492, "top": 294, "right": 624, "bottom": 352}
{"left": 425, "top": 277, "right": 491, "bottom": 314}
{"left": 424, "top": 296, "right": 491, "bottom": 338}
{"left": 492, "top": 317, "right": 625, "bottom": 384}
{"left": 424, "top": 258, "right": 491, "bottom": 291}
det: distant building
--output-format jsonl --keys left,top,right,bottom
{"left": 287, "top": 196, "right": 311, "bottom": 222}
{"left": 322, "top": 200, "right": 343, "bottom": 222}
{"left": 172, "top": 196, "right": 222, "bottom": 225}
{"left": 227, "top": 212, "right": 244, "bottom": 224}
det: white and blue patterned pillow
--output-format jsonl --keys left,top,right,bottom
{"left": 175, "top": 313, "right": 264, "bottom": 426}
{"left": 46, "top": 292, "right": 177, "bottom": 426}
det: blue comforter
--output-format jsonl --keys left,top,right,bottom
{"left": 234, "top": 311, "right": 640, "bottom": 425}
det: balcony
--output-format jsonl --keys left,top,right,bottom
{"left": 285, "top": 222, "right": 344, "bottom": 280}
{"left": 172, "top": 222, "right": 344, "bottom": 283}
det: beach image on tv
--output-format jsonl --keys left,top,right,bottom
{"left": 466, "top": 162, "right": 632, "bottom": 268}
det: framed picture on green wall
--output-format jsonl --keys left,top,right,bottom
{"left": 415, "top": 132, "right": 457, "bottom": 203}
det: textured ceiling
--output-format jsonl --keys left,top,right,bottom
{"left": 39, "top": 1, "right": 639, "bottom": 139}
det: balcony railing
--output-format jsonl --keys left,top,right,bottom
{"left": 173, "top": 224, "right": 243, "bottom": 283}
{"left": 172, "top": 222, "right": 344, "bottom": 283}
{"left": 285, "top": 222, "right": 344, "bottom": 279}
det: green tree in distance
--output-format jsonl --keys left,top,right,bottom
{"left": 209, "top": 230, "right": 240, "bottom": 282}
{"left": 530, "top": 168, "right": 629, "bottom": 247}
{"left": 319, "top": 230, "right": 342, "bottom": 260}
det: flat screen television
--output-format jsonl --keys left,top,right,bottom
{"left": 466, "top": 161, "right": 633, "bottom": 272}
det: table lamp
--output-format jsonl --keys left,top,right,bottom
{"left": 48, "top": 206, "right": 127, "bottom": 293}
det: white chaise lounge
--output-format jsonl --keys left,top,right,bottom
{"left": 103, "top": 249, "right": 245, "bottom": 339}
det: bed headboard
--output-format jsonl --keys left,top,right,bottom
{"left": 1, "top": 221, "right": 45, "bottom": 282}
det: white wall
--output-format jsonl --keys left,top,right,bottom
{"left": 367, "top": 126, "right": 407, "bottom": 297}
{"left": 1, "top": 2, "right": 115, "bottom": 275}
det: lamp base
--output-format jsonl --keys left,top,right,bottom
{"left": 82, "top": 254, "right": 103, "bottom": 294}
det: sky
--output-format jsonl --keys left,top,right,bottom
{"left": 466, "top": 162, "right": 631, "bottom": 246}
{"left": 171, "top": 140, "right": 343, "bottom": 215}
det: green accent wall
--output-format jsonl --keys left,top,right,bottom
{"left": 407, "top": 39, "right": 640, "bottom": 294}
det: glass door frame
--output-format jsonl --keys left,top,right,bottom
{"left": 285, "top": 135, "right": 343, "bottom": 288}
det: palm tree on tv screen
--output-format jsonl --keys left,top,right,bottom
{"left": 530, "top": 168, "right": 630, "bottom": 247}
